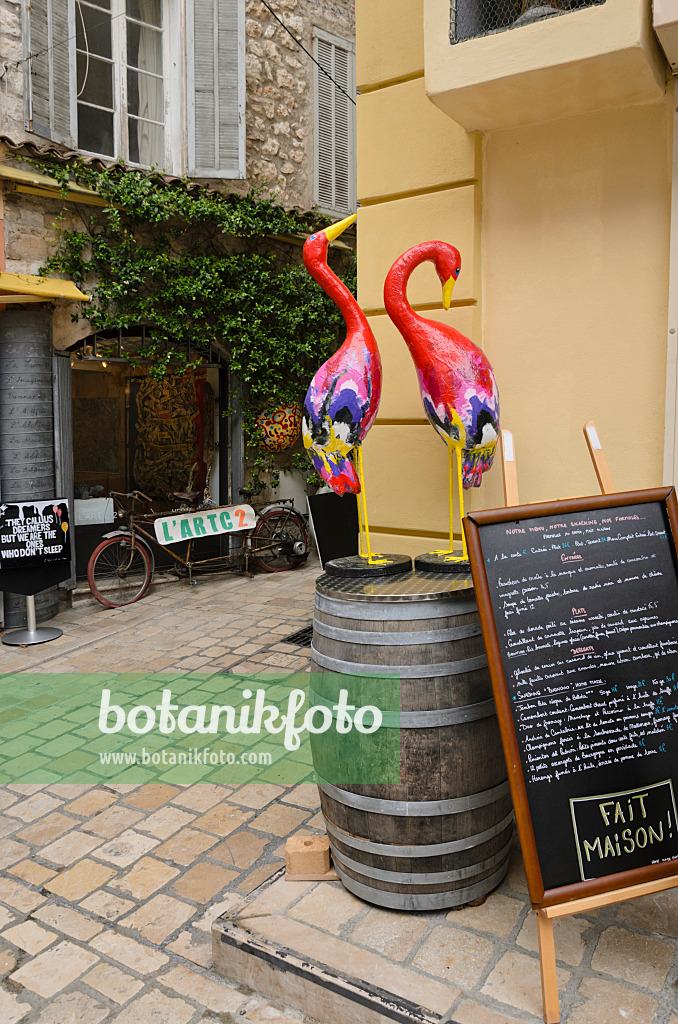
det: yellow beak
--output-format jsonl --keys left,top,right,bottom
{"left": 442, "top": 276, "right": 455, "bottom": 310}
{"left": 323, "top": 213, "right": 357, "bottom": 242}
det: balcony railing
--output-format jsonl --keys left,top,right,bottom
{"left": 449, "top": 0, "right": 606, "bottom": 44}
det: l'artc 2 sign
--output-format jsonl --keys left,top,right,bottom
{"left": 154, "top": 504, "right": 256, "bottom": 545}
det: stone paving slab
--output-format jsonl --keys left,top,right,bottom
{"left": 0, "top": 559, "right": 675, "bottom": 1023}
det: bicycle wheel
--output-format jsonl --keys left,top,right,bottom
{"left": 252, "top": 509, "right": 309, "bottom": 573}
{"left": 88, "top": 536, "right": 153, "bottom": 607}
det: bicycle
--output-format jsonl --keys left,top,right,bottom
{"left": 86, "top": 488, "right": 309, "bottom": 608}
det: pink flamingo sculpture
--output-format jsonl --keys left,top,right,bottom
{"left": 302, "top": 214, "right": 383, "bottom": 563}
{"left": 384, "top": 241, "right": 499, "bottom": 566}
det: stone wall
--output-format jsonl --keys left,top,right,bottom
{"left": 245, "top": 0, "right": 354, "bottom": 210}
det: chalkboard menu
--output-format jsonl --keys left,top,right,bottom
{"left": 464, "top": 488, "right": 678, "bottom": 907}
{"left": 0, "top": 499, "right": 71, "bottom": 595}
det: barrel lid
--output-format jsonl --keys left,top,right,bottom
{"left": 316, "top": 569, "right": 475, "bottom": 602}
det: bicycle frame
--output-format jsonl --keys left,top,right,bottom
{"left": 105, "top": 493, "right": 305, "bottom": 586}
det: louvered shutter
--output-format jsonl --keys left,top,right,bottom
{"left": 187, "top": 0, "right": 245, "bottom": 178}
{"left": 22, "top": 0, "right": 75, "bottom": 146}
{"left": 314, "top": 31, "right": 355, "bottom": 215}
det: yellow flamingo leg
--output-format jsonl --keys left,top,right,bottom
{"left": 356, "top": 446, "right": 374, "bottom": 562}
{"left": 449, "top": 441, "right": 455, "bottom": 552}
{"left": 353, "top": 449, "right": 365, "bottom": 557}
{"left": 457, "top": 446, "right": 468, "bottom": 562}
{"left": 433, "top": 443, "right": 468, "bottom": 562}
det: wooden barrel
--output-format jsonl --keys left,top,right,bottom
{"left": 310, "top": 571, "right": 513, "bottom": 911}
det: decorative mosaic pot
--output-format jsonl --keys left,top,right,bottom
{"left": 256, "top": 404, "right": 303, "bottom": 452}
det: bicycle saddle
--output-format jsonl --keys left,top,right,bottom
{"left": 172, "top": 490, "right": 202, "bottom": 503}
{"left": 239, "top": 488, "right": 259, "bottom": 500}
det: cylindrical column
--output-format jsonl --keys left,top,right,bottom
{"left": 0, "top": 310, "right": 59, "bottom": 625}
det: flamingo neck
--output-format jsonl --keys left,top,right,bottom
{"left": 306, "top": 256, "right": 372, "bottom": 342}
{"left": 383, "top": 240, "right": 442, "bottom": 340}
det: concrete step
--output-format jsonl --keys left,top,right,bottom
{"left": 212, "top": 870, "right": 453, "bottom": 1024}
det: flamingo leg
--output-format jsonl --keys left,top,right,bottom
{"left": 356, "top": 445, "right": 375, "bottom": 562}
{"left": 353, "top": 449, "right": 365, "bottom": 557}
{"left": 437, "top": 442, "right": 468, "bottom": 562}
{"left": 449, "top": 441, "right": 455, "bottom": 552}
{"left": 457, "top": 446, "right": 468, "bottom": 562}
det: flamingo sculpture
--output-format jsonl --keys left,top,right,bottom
{"left": 384, "top": 241, "right": 499, "bottom": 567}
{"left": 301, "top": 214, "right": 383, "bottom": 564}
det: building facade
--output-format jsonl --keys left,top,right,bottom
{"left": 0, "top": 0, "right": 355, "bottom": 621}
{"left": 357, "top": 0, "right": 673, "bottom": 558}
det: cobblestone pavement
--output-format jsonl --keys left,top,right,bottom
{"left": 0, "top": 562, "right": 676, "bottom": 1024}
{"left": 0, "top": 563, "right": 321, "bottom": 1023}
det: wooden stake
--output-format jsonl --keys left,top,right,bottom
{"left": 500, "top": 429, "right": 519, "bottom": 506}
{"left": 583, "top": 420, "right": 616, "bottom": 494}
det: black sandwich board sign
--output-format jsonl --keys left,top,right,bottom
{"left": 307, "top": 492, "right": 358, "bottom": 568}
{"left": 464, "top": 488, "right": 678, "bottom": 909}
{"left": 0, "top": 499, "right": 71, "bottom": 595}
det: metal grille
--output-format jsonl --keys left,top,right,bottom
{"left": 281, "top": 624, "right": 314, "bottom": 647}
{"left": 450, "top": 0, "right": 606, "bottom": 44}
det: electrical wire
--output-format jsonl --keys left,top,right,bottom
{"left": 0, "top": 0, "right": 357, "bottom": 108}
{"left": 256, "top": 0, "right": 356, "bottom": 106}
{"left": 76, "top": 0, "right": 90, "bottom": 99}
{"left": 0, "top": 3, "right": 129, "bottom": 80}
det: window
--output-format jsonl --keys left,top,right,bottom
{"left": 313, "top": 28, "right": 355, "bottom": 217}
{"left": 22, "top": 0, "right": 245, "bottom": 177}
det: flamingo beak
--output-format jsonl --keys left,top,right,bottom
{"left": 442, "top": 276, "right": 456, "bottom": 310}
{"left": 323, "top": 213, "right": 357, "bottom": 242}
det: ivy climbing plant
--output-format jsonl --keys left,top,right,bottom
{"left": 30, "top": 158, "right": 355, "bottom": 488}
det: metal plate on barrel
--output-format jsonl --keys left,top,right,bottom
{"left": 316, "top": 569, "right": 475, "bottom": 602}
{"left": 324, "top": 553, "right": 412, "bottom": 578}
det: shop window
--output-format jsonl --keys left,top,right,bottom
{"left": 313, "top": 28, "right": 356, "bottom": 217}
{"left": 22, "top": 0, "right": 245, "bottom": 177}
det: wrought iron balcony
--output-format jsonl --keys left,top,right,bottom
{"left": 450, "top": 0, "right": 606, "bottom": 44}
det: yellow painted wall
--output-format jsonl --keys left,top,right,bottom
{"left": 357, "top": 2, "right": 492, "bottom": 558}
{"left": 483, "top": 100, "right": 673, "bottom": 503}
{"left": 356, "top": 0, "right": 672, "bottom": 560}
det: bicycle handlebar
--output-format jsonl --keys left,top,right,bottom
{"left": 109, "top": 490, "right": 153, "bottom": 503}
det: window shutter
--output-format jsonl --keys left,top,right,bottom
{"left": 314, "top": 32, "right": 355, "bottom": 215}
{"left": 22, "top": 0, "right": 75, "bottom": 146}
{"left": 187, "top": 0, "right": 245, "bottom": 178}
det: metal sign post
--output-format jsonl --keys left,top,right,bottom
{"left": 2, "top": 594, "right": 63, "bottom": 645}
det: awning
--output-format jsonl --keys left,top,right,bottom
{"left": 0, "top": 272, "right": 90, "bottom": 303}
{"left": 0, "top": 164, "right": 106, "bottom": 207}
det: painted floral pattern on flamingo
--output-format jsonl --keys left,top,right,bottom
{"left": 301, "top": 215, "right": 382, "bottom": 498}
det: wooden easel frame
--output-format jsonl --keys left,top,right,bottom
{"left": 536, "top": 871, "right": 678, "bottom": 1022}
{"left": 500, "top": 429, "right": 520, "bottom": 506}
{"left": 583, "top": 420, "right": 616, "bottom": 494}
{"left": 464, "top": 487, "right": 678, "bottom": 1023}
{"left": 502, "top": 422, "right": 616, "bottom": 510}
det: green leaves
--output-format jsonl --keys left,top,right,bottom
{"left": 33, "top": 158, "right": 355, "bottom": 484}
